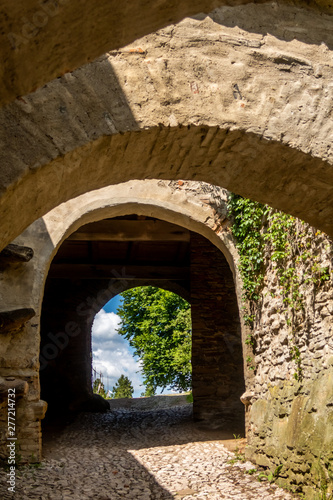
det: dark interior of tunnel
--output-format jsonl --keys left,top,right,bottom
{"left": 40, "top": 215, "right": 245, "bottom": 434}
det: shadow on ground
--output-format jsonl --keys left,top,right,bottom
{"left": 42, "top": 397, "right": 245, "bottom": 456}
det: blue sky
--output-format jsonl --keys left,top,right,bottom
{"left": 91, "top": 295, "right": 145, "bottom": 398}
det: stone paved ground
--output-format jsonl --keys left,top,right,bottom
{"left": 0, "top": 401, "right": 300, "bottom": 499}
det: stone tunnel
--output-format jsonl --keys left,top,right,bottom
{"left": 0, "top": 180, "right": 251, "bottom": 463}
{"left": 40, "top": 216, "right": 245, "bottom": 431}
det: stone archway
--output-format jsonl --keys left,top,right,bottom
{"left": 40, "top": 216, "right": 245, "bottom": 433}
{"left": 1, "top": 0, "right": 227, "bottom": 106}
{"left": 1, "top": 3, "right": 333, "bottom": 250}
{"left": 0, "top": 180, "right": 249, "bottom": 462}
{"left": 40, "top": 223, "right": 192, "bottom": 418}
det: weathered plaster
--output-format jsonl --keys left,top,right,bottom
{"left": 1, "top": 0, "right": 333, "bottom": 107}
{"left": 1, "top": 4, "right": 333, "bottom": 249}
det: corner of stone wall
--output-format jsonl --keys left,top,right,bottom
{"left": 0, "top": 371, "right": 47, "bottom": 464}
{"left": 245, "top": 360, "right": 333, "bottom": 498}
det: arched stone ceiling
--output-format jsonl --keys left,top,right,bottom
{"left": 1, "top": 4, "right": 333, "bottom": 250}
{"left": 1, "top": 0, "right": 332, "bottom": 106}
{"left": 41, "top": 180, "right": 236, "bottom": 270}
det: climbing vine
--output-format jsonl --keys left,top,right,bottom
{"left": 227, "top": 193, "right": 267, "bottom": 372}
{"left": 227, "top": 193, "right": 267, "bottom": 304}
{"left": 228, "top": 194, "right": 333, "bottom": 381}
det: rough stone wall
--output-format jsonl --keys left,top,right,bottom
{"left": 168, "top": 183, "right": 333, "bottom": 497}
{"left": 252, "top": 222, "right": 333, "bottom": 389}
{"left": 237, "top": 215, "right": 333, "bottom": 498}
{"left": 0, "top": 370, "right": 45, "bottom": 465}
{"left": 0, "top": 233, "right": 48, "bottom": 463}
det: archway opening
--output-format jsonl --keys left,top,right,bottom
{"left": 91, "top": 287, "right": 192, "bottom": 400}
{"left": 39, "top": 214, "right": 245, "bottom": 434}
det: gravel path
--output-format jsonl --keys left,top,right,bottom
{"left": 0, "top": 402, "right": 299, "bottom": 499}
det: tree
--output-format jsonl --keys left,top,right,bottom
{"left": 111, "top": 374, "right": 134, "bottom": 399}
{"left": 93, "top": 378, "right": 107, "bottom": 398}
{"left": 117, "top": 287, "right": 192, "bottom": 394}
{"left": 141, "top": 383, "right": 156, "bottom": 397}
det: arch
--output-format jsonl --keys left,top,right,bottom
{"left": 0, "top": 179, "right": 250, "bottom": 460}
{"left": 36, "top": 183, "right": 246, "bottom": 431}
{"left": 1, "top": 3, "right": 333, "bottom": 250}
{"left": 90, "top": 284, "right": 191, "bottom": 398}
{"left": 40, "top": 279, "right": 192, "bottom": 415}
{"left": 1, "top": 179, "right": 243, "bottom": 376}
{"left": 28, "top": 180, "right": 242, "bottom": 299}
{"left": 40, "top": 216, "right": 245, "bottom": 431}
{"left": 1, "top": 0, "right": 226, "bottom": 106}
{"left": 1, "top": 0, "right": 333, "bottom": 107}
{"left": 6, "top": 178, "right": 245, "bottom": 366}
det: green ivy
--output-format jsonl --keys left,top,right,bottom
{"left": 228, "top": 195, "right": 332, "bottom": 382}
{"left": 263, "top": 211, "right": 305, "bottom": 320}
{"left": 227, "top": 193, "right": 267, "bottom": 373}
{"left": 227, "top": 193, "right": 267, "bottom": 303}
{"left": 263, "top": 211, "right": 295, "bottom": 262}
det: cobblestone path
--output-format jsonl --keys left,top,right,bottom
{"left": 1, "top": 403, "right": 299, "bottom": 499}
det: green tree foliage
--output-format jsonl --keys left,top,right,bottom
{"left": 111, "top": 374, "right": 134, "bottom": 399}
{"left": 141, "top": 384, "right": 156, "bottom": 398}
{"left": 93, "top": 378, "right": 107, "bottom": 398}
{"left": 117, "top": 287, "right": 192, "bottom": 394}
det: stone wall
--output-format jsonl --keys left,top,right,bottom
{"left": 0, "top": 238, "right": 47, "bottom": 464}
{"left": 167, "top": 184, "right": 333, "bottom": 497}
{"left": 190, "top": 232, "right": 245, "bottom": 432}
{"left": 234, "top": 213, "right": 333, "bottom": 498}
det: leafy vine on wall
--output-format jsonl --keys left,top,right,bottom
{"left": 227, "top": 193, "right": 332, "bottom": 380}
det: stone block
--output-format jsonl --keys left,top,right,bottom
{"left": 20, "top": 400, "right": 48, "bottom": 421}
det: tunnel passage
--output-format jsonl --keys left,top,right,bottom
{"left": 40, "top": 215, "right": 245, "bottom": 432}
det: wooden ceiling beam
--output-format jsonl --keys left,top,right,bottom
{"left": 48, "top": 264, "right": 190, "bottom": 281}
{"left": 68, "top": 220, "right": 190, "bottom": 242}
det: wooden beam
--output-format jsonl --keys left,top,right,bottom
{"left": 68, "top": 220, "right": 190, "bottom": 242}
{"left": 0, "top": 308, "right": 36, "bottom": 334}
{"left": 0, "top": 244, "right": 34, "bottom": 263}
{"left": 48, "top": 264, "right": 190, "bottom": 280}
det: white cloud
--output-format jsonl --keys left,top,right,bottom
{"left": 92, "top": 309, "right": 144, "bottom": 397}
{"left": 92, "top": 310, "right": 121, "bottom": 339}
